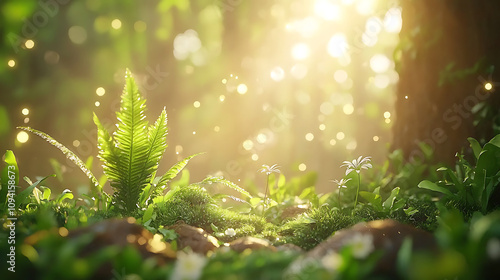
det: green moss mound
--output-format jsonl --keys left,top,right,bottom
{"left": 153, "top": 186, "right": 268, "bottom": 237}
{"left": 280, "top": 206, "right": 357, "bottom": 250}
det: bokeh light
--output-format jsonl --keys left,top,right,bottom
{"left": 22, "top": 108, "right": 29, "bottom": 115}
{"left": 25, "top": 40, "right": 35, "bottom": 49}
{"left": 17, "top": 131, "right": 29, "bottom": 143}
{"left": 291, "top": 43, "right": 310, "bottom": 60}
{"left": 111, "top": 19, "right": 122, "bottom": 29}
{"left": 68, "top": 26, "right": 87, "bottom": 44}
{"left": 7, "top": 60, "right": 15, "bottom": 67}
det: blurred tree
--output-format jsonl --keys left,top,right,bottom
{"left": 393, "top": 0, "right": 500, "bottom": 165}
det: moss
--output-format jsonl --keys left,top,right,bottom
{"left": 153, "top": 185, "right": 268, "bottom": 235}
{"left": 280, "top": 206, "right": 357, "bottom": 250}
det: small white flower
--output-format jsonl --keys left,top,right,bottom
{"left": 487, "top": 238, "right": 500, "bottom": 260}
{"left": 321, "top": 251, "right": 343, "bottom": 272}
{"left": 331, "top": 178, "right": 351, "bottom": 189}
{"left": 340, "top": 156, "right": 372, "bottom": 175}
{"left": 259, "top": 164, "right": 281, "bottom": 175}
{"left": 345, "top": 233, "right": 375, "bottom": 259}
{"left": 171, "top": 251, "right": 207, "bottom": 280}
{"left": 224, "top": 228, "right": 236, "bottom": 237}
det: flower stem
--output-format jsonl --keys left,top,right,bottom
{"left": 263, "top": 175, "right": 269, "bottom": 217}
{"left": 354, "top": 173, "right": 360, "bottom": 208}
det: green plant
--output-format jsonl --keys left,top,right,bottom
{"left": 258, "top": 164, "right": 281, "bottom": 216}
{"left": 18, "top": 70, "right": 202, "bottom": 215}
{"left": 418, "top": 135, "right": 500, "bottom": 214}
{"left": 358, "top": 187, "right": 406, "bottom": 218}
{"left": 331, "top": 178, "right": 351, "bottom": 206}
{"left": 340, "top": 156, "right": 373, "bottom": 209}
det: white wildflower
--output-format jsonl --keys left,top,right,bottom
{"left": 321, "top": 251, "right": 343, "bottom": 272}
{"left": 340, "top": 156, "right": 372, "bottom": 175}
{"left": 345, "top": 233, "right": 375, "bottom": 259}
{"left": 258, "top": 164, "right": 281, "bottom": 175}
{"left": 171, "top": 251, "right": 207, "bottom": 280}
{"left": 224, "top": 228, "right": 236, "bottom": 237}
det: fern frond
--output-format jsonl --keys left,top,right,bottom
{"left": 112, "top": 69, "right": 151, "bottom": 211}
{"left": 93, "top": 113, "right": 119, "bottom": 188}
{"left": 155, "top": 153, "right": 203, "bottom": 190}
{"left": 192, "top": 176, "right": 253, "bottom": 199}
{"left": 17, "top": 126, "right": 99, "bottom": 187}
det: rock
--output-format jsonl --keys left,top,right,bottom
{"left": 67, "top": 217, "right": 176, "bottom": 260}
{"left": 276, "top": 243, "right": 305, "bottom": 253}
{"left": 305, "top": 219, "right": 437, "bottom": 277}
{"left": 229, "top": 236, "right": 277, "bottom": 252}
{"left": 169, "top": 222, "right": 219, "bottom": 255}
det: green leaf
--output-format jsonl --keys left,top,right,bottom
{"left": 467, "top": 137, "right": 482, "bottom": 160}
{"left": 17, "top": 127, "right": 99, "bottom": 187}
{"left": 16, "top": 175, "right": 55, "bottom": 209}
{"left": 418, "top": 180, "right": 454, "bottom": 197}
{"left": 359, "top": 191, "right": 383, "bottom": 212}
{"left": 142, "top": 204, "right": 154, "bottom": 222}
{"left": 383, "top": 187, "right": 400, "bottom": 211}
{"left": 193, "top": 176, "right": 252, "bottom": 199}
{"left": 56, "top": 189, "right": 74, "bottom": 204}
{"left": 155, "top": 153, "right": 203, "bottom": 189}
{"left": 1, "top": 150, "right": 19, "bottom": 206}
{"left": 396, "top": 237, "right": 413, "bottom": 276}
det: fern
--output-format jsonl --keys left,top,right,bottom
{"left": 95, "top": 69, "right": 168, "bottom": 212}
{"left": 17, "top": 127, "right": 100, "bottom": 188}
{"left": 18, "top": 69, "right": 220, "bottom": 215}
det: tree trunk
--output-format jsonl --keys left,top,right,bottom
{"left": 393, "top": 0, "right": 500, "bottom": 165}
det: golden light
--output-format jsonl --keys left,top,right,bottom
{"left": 251, "top": 154, "right": 259, "bottom": 161}
{"left": 336, "top": 132, "right": 345, "bottom": 140}
{"left": 356, "top": 0, "right": 376, "bottom": 15}
{"left": 193, "top": 101, "right": 201, "bottom": 108}
{"left": 305, "top": 133, "right": 314, "bottom": 141}
{"left": 22, "top": 108, "right": 29, "bottom": 115}
{"left": 7, "top": 60, "right": 16, "bottom": 67}
{"left": 341, "top": 0, "right": 355, "bottom": 5}
{"left": 286, "top": 17, "right": 319, "bottom": 38}
{"left": 327, "top": 33, "right": 348, "bottom": 58}
{"left": 175, "top": 145, "right": 183, "bottom": 154}
{"left": 222, "top": 78, "right": 227, "bottom": 84}
{"left": 291, "top": 43, "right": 310, "bottom": 60}
{"left": 219, "top": 95, "right": 225, "bottom": 102}
{"left": 334, "top": 70, "right": 348, "bottom": 83}
{"left": 319, "top": 124, "right": 326, "bottom": 131}
{"left": 24, "top": 118, "right": 29, "bottom": 124}
{"left": 192, "top": 131, "right": 196, "bottom": 135}
{"left": 329, "top": 139, "right": 337, "bottom": 146}
{"left": 256, "top": 133, "right": 267, "bottom": 143}
{"left": 314, "top": 0, "right": 341, "bottom": 21}
{"left": 25, "top": 40, "right": 35, "bottom": 49}
{"left": 58, "top": 227, "right": 69, "bottom": 237}
{"left": 96, "top": 87, "right": 105, "bottom": 96}
{"left": 242, "top": 139, "right": 254, "bottom": 150}
{"left": 291, "top": 64, "right": 308, "bottom": 79}
{"left": 73, "top": 140, "right": 80, "bottom": 147}
{"left": 384, "top": 8, "right": 403, "bottom": 33}
{"left": 111, "top": 19, "right": 122, "bottom": 29}
{"left": 343, "top": 104, "right": 354, "bottom": 115}
{"left": 404, "top": 95, "right": 409, "bottom": 100}
{"left": 134, "top": 21, "right": 147, "bottom": 32}
{"left": 237, "top": 84, "right": 248, "bottom": 94}
{"left": 346, "top": 141, "right": 357, "bottom": 150}
{"left": 370, "top": 54, "right": 391, "bottom": 73}
{"left": 385, "top": 118, "right": 391, "bottom": 124}
{"left": 485, "top": 82, "right": 493, "bottom": 91}
{"left": 373, "top": 136, "right": 380, "bottom": 142}
{"left": 298, "top": 163, "right": 307, "bottom": 171}
{"left": 214, "top": 126, "right": 220, "bottom": 132}
{"left": 384, "top": 111, "right": 391, "bottom": 119}
{"left": 374, "top": 74, "right": 390, "bottom": 89}
{"left": 95, "top": 101, "right": 100, "bottom": 107}
{"left": 270, "top": 67, "right": 285, "bottom": 81}
{"left": 17, "top": 131, "right": 29, "bottom": 143}
{"left": 320, "top": 102, "right": 334, "bottom": 115}
{"left": 68, "top": 26, "right": 87, "bottom": 44}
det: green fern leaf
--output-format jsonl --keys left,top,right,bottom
{"left": 17, "top": 127, "right": 99, "bottom": 187}
{"left": 192, "top": 176, "right": 253, "bottom": 199}
{"left": 112, "top": 69, "right": 151, "bottom": 211}
{"left": 93, "top": 113, "right": 120, "bottom": 190}
{"left": 155, "top": 153, "right": 203, "bottom": 190}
